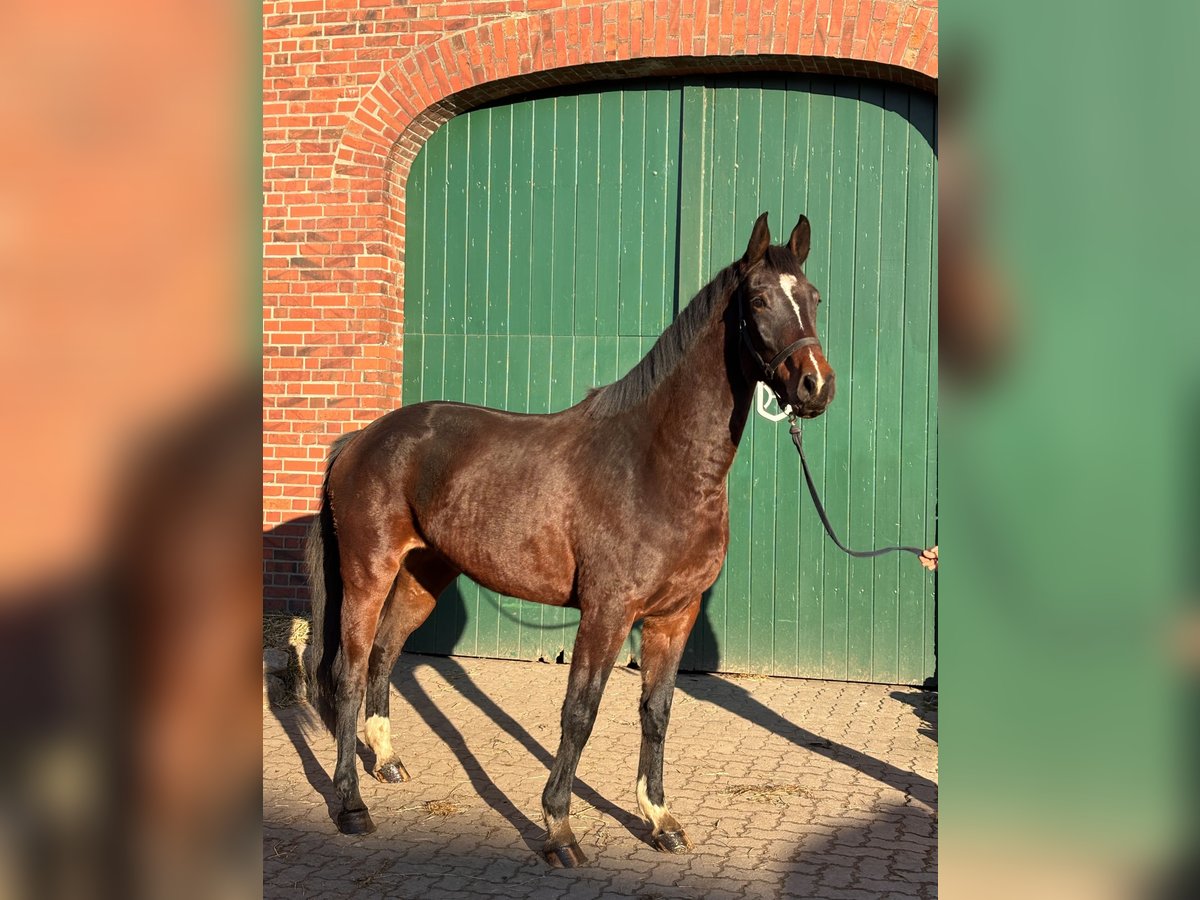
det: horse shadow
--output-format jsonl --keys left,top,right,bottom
{"left": 381, "top": 582, "right": 647, "bottom": 853}
{"left": 671, "top": 588, "right": 937, "bottom": 801}
{"left": 263, "top": 516, "right": 344, "bottom": 823}
{"left": 381, "top": 583, "right": 936, "bottom": 825}
{"left": 889, "top": 688, "right": 938, "bottom": 744}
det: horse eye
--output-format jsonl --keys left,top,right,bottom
{"left": 750, "top": 296, "right": 767, "bottom": 310}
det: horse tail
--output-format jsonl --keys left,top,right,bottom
{"left": 305, "top": 431, "right": 359, "bottom": 733}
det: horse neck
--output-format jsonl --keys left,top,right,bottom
{"left": 643, "top": 301, "right": 755, "bottom": 484}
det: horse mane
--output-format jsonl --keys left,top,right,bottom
{"left": 581, "top": 264, "right": 738, "bottom": 418}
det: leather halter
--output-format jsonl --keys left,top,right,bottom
{"left": 736, "top": 294, "right": 822, "bottom": 388}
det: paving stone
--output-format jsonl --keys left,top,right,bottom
{"left": 264, "top": 654, "right": 937, "bottom": 898}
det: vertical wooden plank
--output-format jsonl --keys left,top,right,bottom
{"left": 662, "top": 87, "right": 682, "bottom": 320}
{"left": 401, "top": 128, "right": 425, "bottom": 408}
{"left": 506, "top": 334, "right": 530, "bottom": 411}
{"left": 487, "top": 105, "right": 513, "bottom": 335}
{"left": 419, "top": 335, "right": 446, "bottom": 409}
{"left": 677, "top": 83, "right": 710, "bottom": 672}
{"left": 421, "top": 128, "right": 448, "bottom": 336}
{"left": 504, "top": 333, "right": 528, "bottom": 408}
{"left": 441, "top": 334, "right": 466, "bottom": 403}
{"left": 465, "top": 110, "right": 491, "bottom": 335}
{"left": 618, "top": 91, "right": 646, "bottom": 336}
{"left": 723, "top": 82, "right": 766, "bottom": 673}
{"left": 443, "top": 116, "right": 469, "bottom": 335}
{"left": 596, "top": 91, "right": 623, "bottom": 337}
{"left": 508, "top": 100, "right": 534, "bottom": 339}
{"left": 772, "top": 75, "right": 812, "bottom": 677}
{"left": 924, "top": 97, "right": 939, "bottom": 684}
{"left": 899, "top": 89, "right": 936, "bottom": 684}
{"left": 574, "top": 92, "right": 601, "bottom": 338}
{"left": 846, "top": 82, "right": 883, "bottom": 683}
{"left": 870, "top": 85, "right": 909, "bottom": 684}
{"left": 401, "top": 330, "right": 423, "bottom": 405}
{"left": 700, "top": 83, "right": 739, "bottom": 671}
{"left": 527, "top": 335, "right": 553, "bottom": 410}
{"left": 820, "top": 79, "right": 861, "bottom": 681}
{"left": 552, "top": 95, "right": 579, "bottom": 336}
{"left": 570, "top": 337, "right": 597, "bottom": 416}
{"left": 593, "top": 335, "right": 620, "bottom": 395}
{"left": 676, "top": 85, "right": 708, "bottom": 307}
{"left": 799, "top": 77, "right": 835, "bottom": 678}
{"left": 641, "top": 86, "right": 671, "bottom": 335}
{"left": 404, "top": 143, "right": 427, "bottom": 366}
{"left": 750, "top": 79, "right": 784, "bottom": 673}
{"left": 550, "top": 335, "right": 576, "bottom": 410}
{"left": 529, "top": 99, "right": 556, "bottom": 336}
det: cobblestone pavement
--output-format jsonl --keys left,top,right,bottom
{"left": 264, "top": 653, "right": 937, "bottom": 899}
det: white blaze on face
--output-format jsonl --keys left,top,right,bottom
{"left": 808, "top": 348, "right": 825, "bottom": 394}
{"left": 778, "top": 274, "right": 803, "bottom": 333}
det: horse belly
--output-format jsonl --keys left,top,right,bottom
{"left": 417, "top": 488, "right": 576, "bottom": 606}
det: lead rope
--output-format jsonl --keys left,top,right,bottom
{"left": 742, "top": 293, "right": 935, "bottom": 570}
{"left": 755, "top": 389, "right": 935, "bottom": 567}
{"left": 787, "top": 414, "right": 937, "bottom": 568}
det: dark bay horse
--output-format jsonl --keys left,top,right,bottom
{"left": 306, "top": 212, "right": 836, "bottom": 867}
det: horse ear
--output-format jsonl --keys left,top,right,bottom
{"left": 788, "top": 214, "right": 811, "bottom": 264}
{"left": 741, "top": 212, "right": 771, "bottom": 269}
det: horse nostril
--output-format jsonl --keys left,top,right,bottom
{"left": 801, "top": 372, "right": 818, "bottom": 397}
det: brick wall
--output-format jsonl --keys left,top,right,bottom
{"left": 263, "top": 0, "right": 939, "bottom": 612}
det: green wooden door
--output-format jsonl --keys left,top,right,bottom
{"left": 402, "top": 76, "right": 937, "bottom": 684}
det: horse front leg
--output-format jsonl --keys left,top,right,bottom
{"left": 541, "top": 606, "right": 634, "bottom": 868}
{"left": 636, "top": 598, "right": 701, "bottom": 853}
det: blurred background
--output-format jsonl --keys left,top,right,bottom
{"left": 0, "top": 1, "right": 260, "bottom": 898}
{"left": 0, "top": 0, "right": 1196, "bottom": 897}
{"left": 940, "top": 1, "right": 1199, "bottom": 898}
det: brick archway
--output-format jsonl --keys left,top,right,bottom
{"left": 263, "top": 0, "right": 937, "bottom": 610}
{"left": 338, "top": 1, "right": 938, "bottom": 181}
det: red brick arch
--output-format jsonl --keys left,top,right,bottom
{"left": 262, "top": 0, "right": 937, "bottom": 610}
{"left": 337, "top": 0, "right": 938, "bottom": 182}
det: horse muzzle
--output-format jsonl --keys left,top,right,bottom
{"left": 788, "top": 371, "right": 836, "bottom": 418}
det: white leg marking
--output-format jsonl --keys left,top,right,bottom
{"left": 808, "top": 348, "right": 825, "bottom": 394}
{"left": 778, "top": 274, "right": 804, "bottom": 332}
{"left": 365, "top": 714, "right": 393, "bottom": 762}
{"left": 636, "top": 775, "right": 671, "bottom": 830}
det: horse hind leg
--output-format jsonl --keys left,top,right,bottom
{"left": 364, "top": 548, "right": 459, "bottom": 784}
{"left": 329, "top": 532, "right": 419, "bottom": 835}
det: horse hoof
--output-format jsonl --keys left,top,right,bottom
{"left": 544, "top": 841, "right": 588, "bottom": 868}
{"left": 336, "top": 808, "right": 377, "bottom": 835}
{"left": 653, "top": 830, "right": 692, "bottom": 854}
{"left": 374, "top": 761, "right": 410, "bottom": 784}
